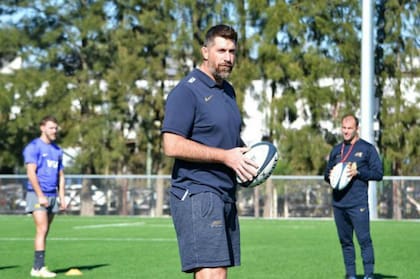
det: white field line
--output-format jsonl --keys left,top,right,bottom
{"left": 0, "top": 237, "right": 175, "bottom": 242}
{"left": 72, "top": 222, "right": 173, "bottom": 229}
{"left": 72, "top": 222, "right": 146, "bottom": 229}
{"left": 1, "top": 222, "right": 175, "bottom": 242}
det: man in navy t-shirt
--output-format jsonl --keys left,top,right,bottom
{"left": 324, "top": 114, "right": 383, "bottom": 279}
{"left": 162, "top": 24, "right": 257, "bottom": 279}
{"left": 23, "top": 115, "right": 67, "bottom": 278}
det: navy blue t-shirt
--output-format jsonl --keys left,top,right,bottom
{"left": 162, "top": 69, "right": 243, "bottom": 202}
{"left": 324, "top": 138, "right": 383, "bottom": 207}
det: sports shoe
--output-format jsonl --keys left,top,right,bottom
{"left": 30, "top": 267, "right": 56, "bottom": 278}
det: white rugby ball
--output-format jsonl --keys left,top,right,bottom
{"left": 330, "top": 162, "right": 352, "bottom": 190}
{"left": 237, "top": 141, "right": 279, "bottom": 188}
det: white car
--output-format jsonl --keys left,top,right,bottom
{"left": 64, "top": 184, "right": 107, "bottom": 211}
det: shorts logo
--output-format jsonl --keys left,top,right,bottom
{"left": 211, "top": 220, "right": 223, "bottom": 228}
{"left": 360, "top": 207, "right": 366, "bottom": 212}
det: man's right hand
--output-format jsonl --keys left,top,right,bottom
{"left": 225, "top": 147, "right": 258, "bottom": 182}
{"left": 38, "top": 195, "right": 49, "bottom": 207}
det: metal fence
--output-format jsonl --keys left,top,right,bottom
{"left": 0, "top": 175, "right": 419, "bottom": 220}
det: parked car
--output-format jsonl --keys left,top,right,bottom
{"left": 65, "top": 184, "right": 116, "bottom": 213}
{"left": 0, "top": 183, "right": 26, "bottom": 214}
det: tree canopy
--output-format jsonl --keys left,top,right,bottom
{"left": 0, "top": 0, "right": 418, "bottom": 176}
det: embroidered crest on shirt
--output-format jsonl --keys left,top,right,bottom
{"left": 355, "top": 152, "right": 363, "bottom": 158}
{"left": 188, "top": 77, "right": 196, "bottom": 83}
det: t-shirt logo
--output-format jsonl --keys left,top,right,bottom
{"left": 46, "top": 159, "right": 59, "bottom": 168}
{"left": 188, "top": 77, "right": 196, "bottom": 83}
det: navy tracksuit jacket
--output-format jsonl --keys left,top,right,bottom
{"left": 324, "top": 138, "right": 383, "bottom": 277}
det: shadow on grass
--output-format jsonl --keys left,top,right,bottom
{"left": 356, "top": 274, "right": 398, "bottom": 279}
{"left": 53, "top": 263, "right": 110, "bottom": 274}
{"left": 0, "top": 265, "right": 19, "bottom": 271}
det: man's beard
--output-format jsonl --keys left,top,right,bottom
{"left": 211, "top": 64, "right": 233, "bottom": 82}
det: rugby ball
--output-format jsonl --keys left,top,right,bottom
{"left": 237, "top": 141, "right": 278, "bottom": 188}
{"left": 330, "top": 162, "right": 352, "bottom": 190}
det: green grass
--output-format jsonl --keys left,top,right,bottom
{"left": 0, "top": 215, "right": 419, "bottom": 279}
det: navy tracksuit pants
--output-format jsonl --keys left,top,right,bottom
{"left": 333, "top": 205, "right": 374, "bottom": 277}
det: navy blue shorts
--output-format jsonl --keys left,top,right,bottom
{"left": 170, "top": 191, "right": 240, "bottom": 273}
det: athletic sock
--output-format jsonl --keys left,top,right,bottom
{"left": 34, "top": 250, "right": 45, "bottom": 270}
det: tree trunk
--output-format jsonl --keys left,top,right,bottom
{"left": 155, "top": 170, "right": 165, "bottom": 216}
{"left": 119, "top": 178, "right": 129, "bottom": 215}
{"left": 253, "top": 187, "right": 260, "bottom": 217}
{"left": 392, "top": 161, "right": 402, "bottom": 220}
{"left": 263, "top": 179, "right": 273, "bottom": 218}
{"left": 80, "top": 178, "right": 94, "bottom": 216}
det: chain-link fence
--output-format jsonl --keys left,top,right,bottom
{"left": 1, "top": 175, "right": 419, "bottom": 219}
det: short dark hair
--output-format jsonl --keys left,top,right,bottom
{"left": 203, "top": 24, "right": 238, "bottom": 47}
{"left": 40, "top": 115, "right": 58, "bottom": 126}
{"left": 341, "top": 113, "right": 359, "bottom": 127}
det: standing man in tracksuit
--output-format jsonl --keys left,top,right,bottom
{"left": 324, "top": 114, "right": 383, "bottom": 279}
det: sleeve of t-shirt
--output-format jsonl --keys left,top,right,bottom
{"left": 23, "top": 143, "right": 38, "bottom": 164}
{"left": 58, "top": 149, "right": 64, "bottom": 171}
{"left": 162, "top": 85, "right": 196, "bottom": 138}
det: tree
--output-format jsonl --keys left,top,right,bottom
{"left": 374, "top": 0, "right": 419, "bottom": 219}
{"left": 247, "top": 1, "right": 362, "bottom": 174}
{"left": 375, "top": 0, "right": 419, "bottom": 176}
{"left": 0, "top": 16, "right": 37, "bottom": 173}
{"left": 0, "top": 0, "right": 418, "bottom": 190}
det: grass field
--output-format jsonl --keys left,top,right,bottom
{"left": 0, "top": 215, "right": 418, "bottom": 279}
